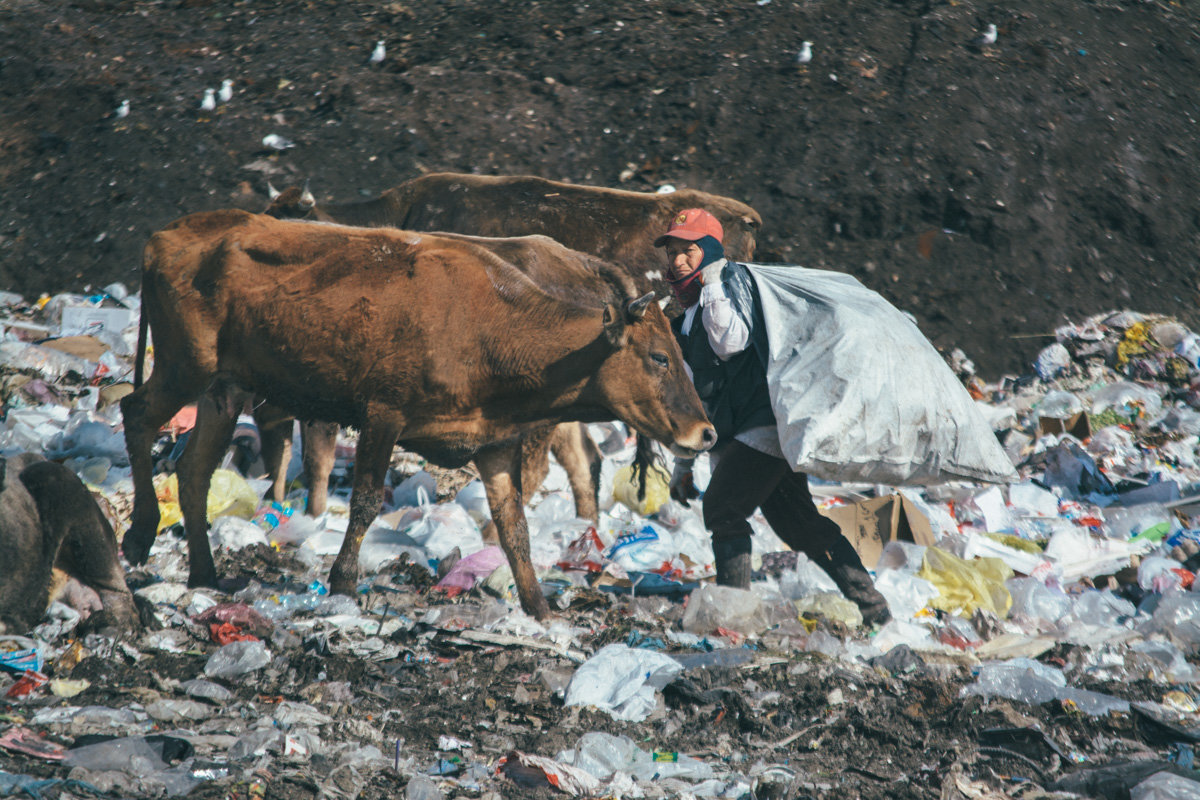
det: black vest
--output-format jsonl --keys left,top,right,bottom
{"left": 671, "top": 261, "right": 775, "bottom": 443}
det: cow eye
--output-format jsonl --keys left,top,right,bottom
{"left": 650, "top": 352, "right": 669, "bottom": 369}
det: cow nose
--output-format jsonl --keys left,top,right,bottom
{"left": 700, "top": 426, "right": 718, "bottom": 451}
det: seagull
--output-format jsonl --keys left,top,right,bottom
{"left": 200, "top": 88, "right": 216, "bottom": 112}
{"left": 261, "top": 133, "right": 295, "bottom": 151}
{"left": 369, "top": 40, "right": 386, "bottom": 64}
{"left": 114, "top": 99, "right": 129, "bottom": 119}
{"left": 217, "top": 79, "right": 233, "bottom": 104}
{"left": 972, "top": 23, "right": 998, "bottom": 46}
{"left": 796, "top": 41, "right": 813, "bottom": 64}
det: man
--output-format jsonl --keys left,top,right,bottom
{"left": 657, "top": 208, "right": 891, "bottom": 627}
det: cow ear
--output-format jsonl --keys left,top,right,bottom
{"left": 602, "top": 303, "right": 627, "bottom": 347}
{"left": 625, "top": 292, "right": 655, "bottom": 322}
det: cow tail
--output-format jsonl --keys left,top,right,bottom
{"left": 133, "top": 302, "right": 149, "bottom": 388}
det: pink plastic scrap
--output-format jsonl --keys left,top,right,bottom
{"left": 434, "top": 546, "right": 508, "bottom": 598}
{"left": 0, "top": 726, "right": 67, "bottom": 760}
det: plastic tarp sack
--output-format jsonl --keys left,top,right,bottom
{"left": 918, "top": 546, "right": 1013, "bottom": 618}
{"left": 1132, "top": 772, "right": 1200, "bottom": 800}
{"left": 681, "top": 583, "right": 769, "bottom": 635}
{"left": 1007, "top": 577, "right": 1072, "bottom": 633}
{"left": 611, "top": 462, "right": 670, "bottom": 516}
{"left": 564, "top": 644, "right": 683, "bottom": 722}
{"left": 746, "top": 264, "right": 1016, "bottom": 485}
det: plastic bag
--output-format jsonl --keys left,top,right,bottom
{"left": 747, "top": 264, "right": 1016, "bottom": 485}
{"left": 611, "top": 463, "right": 670, "bottom": 516}
{"left": 563, "top": 643, "right": 682, "bottom": 722}
{"left": 154, "top": 469, "right": 261, "bottom": 532}
{"left": 918, "top": 546, "right": 1013, "bottom": 618}
{"left": 680, "top": 583, "right": 769, "bottom": 635}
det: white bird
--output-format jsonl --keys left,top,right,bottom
{"left": 261, "top": 133, "right": 295, "bottom": 151}
{"left": 200, "top": 88, "right": 216, "bottom": 112}
{"left": 974, "top": 23, "right": 998, "bottom": 46}
{"left": 369, "top": 40, "right": 386, "bottom": 64}
{"left": 114, "top": 99, "right": 129, "bottom": 119}
{"left": 217, "top": 79, "right": 233, "bottom": 104}
{"left": 796, "top": 41, "right": 813, "bottom": 64}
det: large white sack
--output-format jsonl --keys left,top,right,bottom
{"left": 747, "top": 264, "right": 1016, "bottom": 485}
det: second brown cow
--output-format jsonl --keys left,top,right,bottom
{"left": 263, "top": 172, "right": 760, "bottom": 520}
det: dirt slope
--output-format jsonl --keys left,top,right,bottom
{"left": 2, "top": 0, "right": 1199, "bottom": 376}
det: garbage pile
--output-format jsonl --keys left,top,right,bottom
{"left": 2, "top": 296, "right": 1200, "bottom": 800}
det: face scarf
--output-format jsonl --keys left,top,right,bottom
{"left": 668, "top": 236, "right": 725, "bottom": 308}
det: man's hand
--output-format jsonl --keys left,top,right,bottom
{"left": 670, "top": 468, "right": 699, "bottom": 506}
{"left": 698, "top": 261, "right": 724, "bottom": 286}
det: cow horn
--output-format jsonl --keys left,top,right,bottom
{"left": 300, "top": 179, "right": 315, "bottom": 208}
{"left": 625, "top": 292, "right": 655, "bottom": 321}
{"left": 267, "top": 181, "right": 281, "bottom": 200}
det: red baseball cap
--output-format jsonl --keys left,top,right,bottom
{"left": 654, "top": 208, "right": 725, "bottom": 247}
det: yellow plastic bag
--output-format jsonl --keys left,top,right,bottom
{"left": 153, "top": 469, "right": 261, "bottom": 532}
{"left": 612, "top": 463, "right": 670, "bottom": 516}
{"left": 918, "top": 546, "right": 1013, "bottom": 618}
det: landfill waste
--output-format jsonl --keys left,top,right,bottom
{"left": 1, "top": 302, "right": 1200, "bottom": 798}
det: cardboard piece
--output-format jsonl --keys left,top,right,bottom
{"left": 821, "top": 494, "right": 936, "bottom": 569}
{"left": 1038, "top": 412, "right": 1091, "bottom": 441}
{"left": 38, "top": 335, "right": 108, "bottom": 362}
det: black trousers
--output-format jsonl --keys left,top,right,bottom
{"left": 702, "top": 439, "right": 845, "bottom": 563}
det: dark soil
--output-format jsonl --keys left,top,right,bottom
{"left": 3, "top": 0, "right": 1200, "bottom": 377}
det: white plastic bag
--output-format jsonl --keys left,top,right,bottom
{"left": 746, "top": 264, "right": 1016, "bottom": 485}
{"left": 564, "top": 644, "right": 682, "bottom": 722}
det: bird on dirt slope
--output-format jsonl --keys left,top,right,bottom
{"left": 217, "top": 79, "right": 233, "bottom": 104}
{"left": 971, "top": 23, "right": 998, "bottom": 47}
{"left": 369, "top": 40, "right": 386, "bottom": 64}
{"left": 114, "top": 99, "right": 129, "bottom": 119}
{"left": 796, "top": 41, "right": 813, "bottom": 64}
{"left": 200, "top": 88, "right": 216, "bottom": 112}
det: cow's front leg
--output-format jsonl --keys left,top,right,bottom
{"left": 476, "top": 443, "right": 550, "bottom": 620}
{"left": 328, "top": 419, "right": 400, "bottom": 597}
{"left": 119, "top": 375, "right": 199, "bottom": 566}
{"left": 178, "top": 394, "right": 240, "bottom": 588}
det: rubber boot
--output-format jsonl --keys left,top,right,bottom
{"left": 712, "top": 536, "right": 752, "bottom": 589}
{"left": 812, "top": 537, "right": 892, "bottom": 628}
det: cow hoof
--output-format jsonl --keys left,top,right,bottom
{"left": 328, "top": 564, "right": 359, "bottom": 597}
{"left": 187, "top": 571, "right": 219, "bottom": 590}
{"left": 121, "top": 536, "right": 152, "bottom": 566}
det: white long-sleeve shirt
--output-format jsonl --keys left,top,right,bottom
{"left": 678, "top": 259, "right": 783, "bottom": 461}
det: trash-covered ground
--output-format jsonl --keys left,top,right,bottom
{"left": 3, "top": 294, "right": 1200, "bottom": 799}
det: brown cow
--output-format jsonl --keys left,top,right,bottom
{"left": 262, "top": 173, "right": 760, "bottom": 520}
{"left": 120, "top": 211, "right": 714, "bottom": 619}
{"left": 0, "top": 453, "right": 140, "bottom": 634}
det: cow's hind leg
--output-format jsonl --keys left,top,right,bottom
{"left": 550, "top": 422, "right": 603, "bottom": 523}
{"left": 328, "top": 418, "right": 401, "bottom": 597}
{"left": 120, "top": 376, "right": 200, "bottom": 565}
{"left": 301, "top": 421, "right": 339, "bottom": 516}
{"left": 177, "top": 392, "right": 242, "bottom": 588}
{"left": 476, "top": 443, "right": 550, "bottom": 620}
{"left": 254, "top": 404, "right": 295, "bottom": 503}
